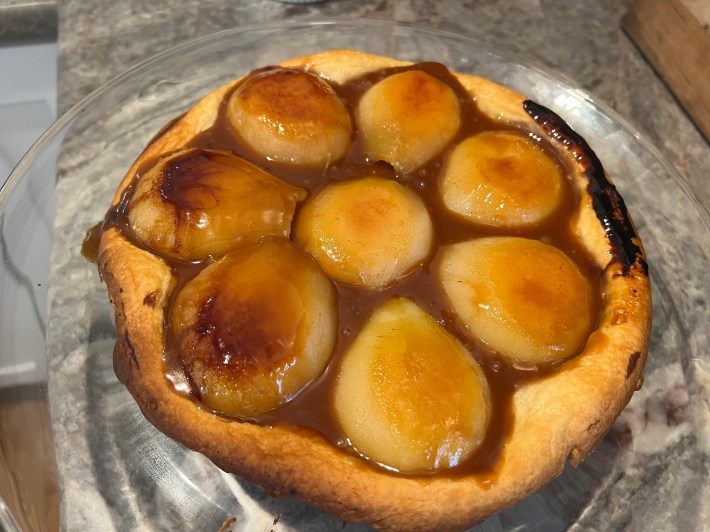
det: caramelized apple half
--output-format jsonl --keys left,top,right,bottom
{"left": 171, "top": 239, "right": 337, "bottom": 417}
{"left": 439, "top": 131, "right": 565, "bottom": 227}
{"left": 439, "top": 237, "right": 594, "bottom": 365}
{"left": 333, "top": 297, "right": 491, "bottom": 473}
{"left": 294, "top": 176, "right": 433, "bottom": 288}
{"left": 227, "top": 68, "right": 353, "bottom": 167}
{"left": 356, "top": 70, "right": 461, "bottom": 174}
{"left": 127, "top": 148, "right": 306, "bottom": 261}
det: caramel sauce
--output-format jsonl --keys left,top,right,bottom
{"left": 100, "top": 61, "right": 604, "bottom": 480}
{"left": 81, "top": 222, "right": 103, "bottom": 263}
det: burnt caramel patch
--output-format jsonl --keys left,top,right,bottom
{"left": 523, "top": 100, "right": 647, "bottom": 277}
{"left": 157, "top": 150, "right": 221, "bottom": 211}
{"left": 177, "top": 280, "right": 305, "bottom": 416}
{"left": 143, "top": 291, "right": 158, "bottom": 308}
{"left": 236, "top": 69, "right": 335, "bottom": 124}
{"left": 176, "top": 273, "right": 304, "bottom": 402}
{"left": 626, "top": 351, "right": 641, "bottom": 378}
{"left": 126, "top": 148, "right": 307, "bottom": 262}
{"left": 193, "top": 289, "right": 299, "bottom": 375}
{"left": 218, "top": 517, "right": 237, "bottom": 532}
{"left": 169, "top": 239, "right": 337, "bottom": 418}
{"left": 124, "top": 329, "right": 139, "bottom": 370}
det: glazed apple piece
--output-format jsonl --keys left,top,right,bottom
{"left": 439, "top": 237, "right": 594, "bottom": 365}
{"left": 439, "top": 131, "right": 565, "bottom": 227}
{"left": 356, "top": 70, "right": 461, "bottom": 174}
{"left": 227, "top": 68, "right": 353, "bottom": 167}
{"left": 294, "top": 176, "right": 433, "bottom": 288}
{"left": 333, "top": 297, "right": 491, "bottom": 473}
{"left": 172, "top": 239, "right": 337, "bottom": 417}
{"left": 127, "top": 148, "right": 306, "bottom": 261}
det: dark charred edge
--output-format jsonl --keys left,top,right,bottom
{"left": 143, "top": 291, "right": 158, "bottom": 308}
{"left": 218, "top": 517, "right": 238, "bottom": 532}
{"left": 626, "top": 351, "right": 641, "bottom": 378}
{"left": 523, "top": 100, "right": 648, "bottom": 277}
{"left": 124, "top": 329, "right": 140, "bottom": 370}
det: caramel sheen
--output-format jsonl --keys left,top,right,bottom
{"left": 333, "top": 298, "right": 491, "bottom": 473}
{"left": 356, "top": 70, "right": 461, "bottom": 173}
{"left": 440, "top": 237, "right": 595, "bottom": 365}
{"left": 126, "top": 148, "right": 306, "bottom": 261}
{"left": 171, "top": 239, "right": 335, "bottom": 417}
{"left": 293, "top": 176, "right": 433, "bottom": 288}
{"left": 440, "top": 131, "right": 565, "bottom": 227}
{"left": 104, "top": 61, "right": 603, "bottom": 478}
{"left": 227, "top": 68, "right": 352, "bottom": 167}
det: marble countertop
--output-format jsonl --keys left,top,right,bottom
{"left": 44, "top": 0, "right": 710, "bottom": 530}
{"left": 0, "top": 0, "right": 57, "bottom": 44}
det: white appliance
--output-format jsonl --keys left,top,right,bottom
{"left": 0, "top": 41, "right": 57, "bottom": 387}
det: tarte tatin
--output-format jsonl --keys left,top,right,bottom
{"left": 93, "top": 50, "right": 651, "bottom": 531}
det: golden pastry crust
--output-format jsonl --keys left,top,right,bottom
{"left": 97, "top": 50, "right": 651, "bottom": 531}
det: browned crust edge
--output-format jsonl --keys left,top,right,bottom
{"left": 97, "top": 49, "right": 651, "bottom": 531}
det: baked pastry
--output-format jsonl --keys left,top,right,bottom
{"left": 94, "top": 50, "right": 651, "bottom": 530}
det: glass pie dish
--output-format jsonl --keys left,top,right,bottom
{"left": 1, "top": 18, "right": 709, "bottom": 531}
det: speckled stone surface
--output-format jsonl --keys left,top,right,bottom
{"left": 45, "top": 1, "right": 710, "bottom": 530}
{"left": 0, "top": 1, "right": 57, "bottom": 44}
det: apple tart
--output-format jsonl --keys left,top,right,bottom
{"left": 93, "top": 50, "right": 651, "bottom": 531}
